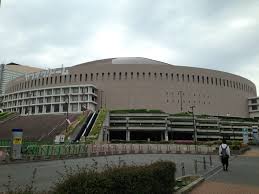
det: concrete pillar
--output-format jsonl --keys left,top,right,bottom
{"left": 126, "top": 130, "right": 131, "bottom": 141}
{"left": 165, "top": 130, "right": 169, "bottom": 141}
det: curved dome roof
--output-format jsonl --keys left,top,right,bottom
{"left": 111, "top": 57, "right": 170, "bottom": 65}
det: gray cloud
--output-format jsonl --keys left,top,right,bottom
{"left": 0, "top": 0, "right": 259, "bottom": 90}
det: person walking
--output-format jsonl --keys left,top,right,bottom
{"left": 219, "top": 139, "right": 230, "bottom": 171}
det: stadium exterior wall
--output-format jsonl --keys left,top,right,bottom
{"left": 1, "top": 58, "right": 257, "bottom": 117}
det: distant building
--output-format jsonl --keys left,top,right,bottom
{"left": 0, "top": 63, "right": 43, "bottom": 95}
{"left": 248, "top": 97, "right": 259, "bottom": 119}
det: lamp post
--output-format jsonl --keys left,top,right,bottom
{"left": 190, "top": 106, "right": 197, "bottom": 150}
{"left": 65, "top": 95, "right": 69, "bottom": 132}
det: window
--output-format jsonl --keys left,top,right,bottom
{"left": 165, "top": 73, "right": 168, "bottom": 80}
{"left": 207, "top": 77, "right": 209, "bottom": 84}
{"left": 137, "top": 72, "right": 140, "bottom": 79}
{"left": 54, "top": 88, "right": 60, "bottom": 95}
{"left": 182, "top": 74, "right": 184, "bottom": 82}
{"left": 46, "top": 89, "right": 52, "bottom": 95}
{"left": 64, "top": 75, "right": 66, "bottom": 83}
{"left": 177, "top": 74, "right": 179, "bottom": 81}
{"left": 251, "top": 99, "right": 257, "bottom": 104}
{"left": 202, "top": 76, "right": 204, "bottom": 84}
{"left": 192, "top": 75, "right": 195, "bottom": 82}
{"left": 69, "top": 75, "right": 72, "bottom": 82}
{"left": 211, "top": 77, "right": 213, "bottom": 85}
{"left": 42, "top": 78, "right": 44, "bottom": 86}
{"left": 74, "top": 74, "right": 77, "bottom": 82}
{"left": 71, "top": 104, "right": 78, "bottom": 112}
{"left": 160, "top": 73, "right": 162, "bottom": 80}
{"left": 55, "top": 76, "right": 57, "bottom": 84}
{"left": 119, "top": 72, "right": 122, "bottom": 80}
{"left": 187, "top": 74, "right": 190, "bottom": 82}
{"left": 63, "top": 88, "right": 69, "bottom": 94}
{"left": 143, "top": 72, "right": 146, "bottom": 79}
{"left": 171, "top": 73, "right": 174, "bottom": 80}
{"left": 60, "top": 76, "right": 62, "bottom": 83}
{"left": 80, "top": 74, "right": 82, "bottom": 82}
{"left": 219, "top": 79, "right": 222, "bottom": 86}
{"left": 54, "top": 104, "right": 59, "bottom": 112}
{"left": 91, "top": 73, "right": 93, "bottom": 81}
{"left": 149, "top": 72, "right": 151, "bottom": 79}
{"left": 125, "top": 72, "right": 127, "bottom": 80}
{"left": 197, "top": 76, "right": 200, "bottom": 83}
{"left": 154, "top": 73, "right": 157, "bottom": 79}
{"left": 230, "top": 81, "right": 232, "bottom": 88}
{"left": 72, "top": 87, "right": 79, "bottom": 93}
{"left": 46, "top": 77, "right": 49, "bottom": 85}
{"left": 215, "top": 78, "right": 218, "bottom": 85}
{"left": 113, "top": 72, "right": 116, "bottom": 80}
{"left": 96, "top": 73, "right": 99, "bottom": 80}
{"left": 50, "top": 77, "right": 53, "bottom": 84}
{"left": 108, "top": 72, "right": 110, "bottom": 79}
{"left": 223, "top": 79, "right": 225, "bottom": 87}
{"left": 252, "top": 105, "right": 258, "bottom": 110}
{"left": 102, "top": 73, "right": 104, "bottom": 80}
{"left": 85, "top": 74, "right": 88, "bottom": 81}
{"left": 71, "top": 95, "right": 78, "bottom": 101}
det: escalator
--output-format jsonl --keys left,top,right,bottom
{"left": 73, "top": 111, "right": 98, "bottom": 142}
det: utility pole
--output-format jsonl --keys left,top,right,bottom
{"left": 65, "top": 95, "right": 69, "bottom": 132}
{"left": 190, "top": 106, "right": 197, "bottom": 150}
{"left": 178, "top": 91, "right": 183, "bottom": 112}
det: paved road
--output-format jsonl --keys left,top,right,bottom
{"left": 0, "top": 154, "right": 219, "bottom": 192}
{"left": 191, "top": 146, "right": 259, "bottom": 194}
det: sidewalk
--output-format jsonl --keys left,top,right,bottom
{"left": 191, "top": 147, "right": 259, "bottom": 194}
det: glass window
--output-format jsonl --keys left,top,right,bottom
{"left": 54, "top": 96, "right": 60, "bottom": 102}
{"left": 46, "top": 89, "right": 52, "bottom": 95}
{"left": 54, "top": 88, "right": 60, "bottom": 95}
{"left": 72, "top": 87, "right": 79, "bottom": 93}
{"left": 74, "top": 74, "right": 77, "bottom": 82}
{"left": 71, "top": 95, "right": 78, "bottom": 101}
{"left": 63, "top": 88, "right": 69, "bottom": 94}
{"left": 71, "top": 104, "right": 78, "bottom": 112}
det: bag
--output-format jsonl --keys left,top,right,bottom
{"left": 221, "top": 145, "right": 229, "bottom": 158}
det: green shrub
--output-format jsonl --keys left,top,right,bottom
{"left": 86, "top": 109, "right": 107, "bottom": 142}
{"left": 52, "top": 161, "right": 176, "bottom": 194}
{"left": 110, "top": 109, "right": 164, "bottom": 114}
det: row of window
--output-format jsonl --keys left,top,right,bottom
{"left": 8, "top": 72, "right": 255, "bottom": 94}
{"left": 3, "top": 87, "right": 95, "bottom": 100}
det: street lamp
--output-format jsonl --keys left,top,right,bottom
{"left": 190, "top": 106, "right": 197, "bottom": 150}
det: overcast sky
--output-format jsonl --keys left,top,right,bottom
{"left": 0, "top": 0, "right": 259, "bottom": 91}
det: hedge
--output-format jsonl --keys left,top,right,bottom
{"left": 110, "top": 109, "right": 164, "bottom": 114}
{"left": 0, "top": 112, "right": 14, "bottom": 120}
{"left": 52, "top": 161, "right": 176, "bottom": 194}
{"left": 86, "top": 109, "right": 107, "bottom": 141}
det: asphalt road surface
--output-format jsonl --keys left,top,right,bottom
{"left": 0, "top": 154, "right": 220, "bottom": 192}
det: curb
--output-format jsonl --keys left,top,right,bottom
{"left": 176, "top": 177, "right": 204, "bottom": 194}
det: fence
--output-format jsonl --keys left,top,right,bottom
{"left": 1, "top": 143, "right": 216, "bottom": 162}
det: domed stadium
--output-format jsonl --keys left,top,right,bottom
{"left": 1, "top": 57, "right": 257, "bottom": 118}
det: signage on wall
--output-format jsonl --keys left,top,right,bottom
{"left": 25, "top": 67, "right": 69, "bottom": 81}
